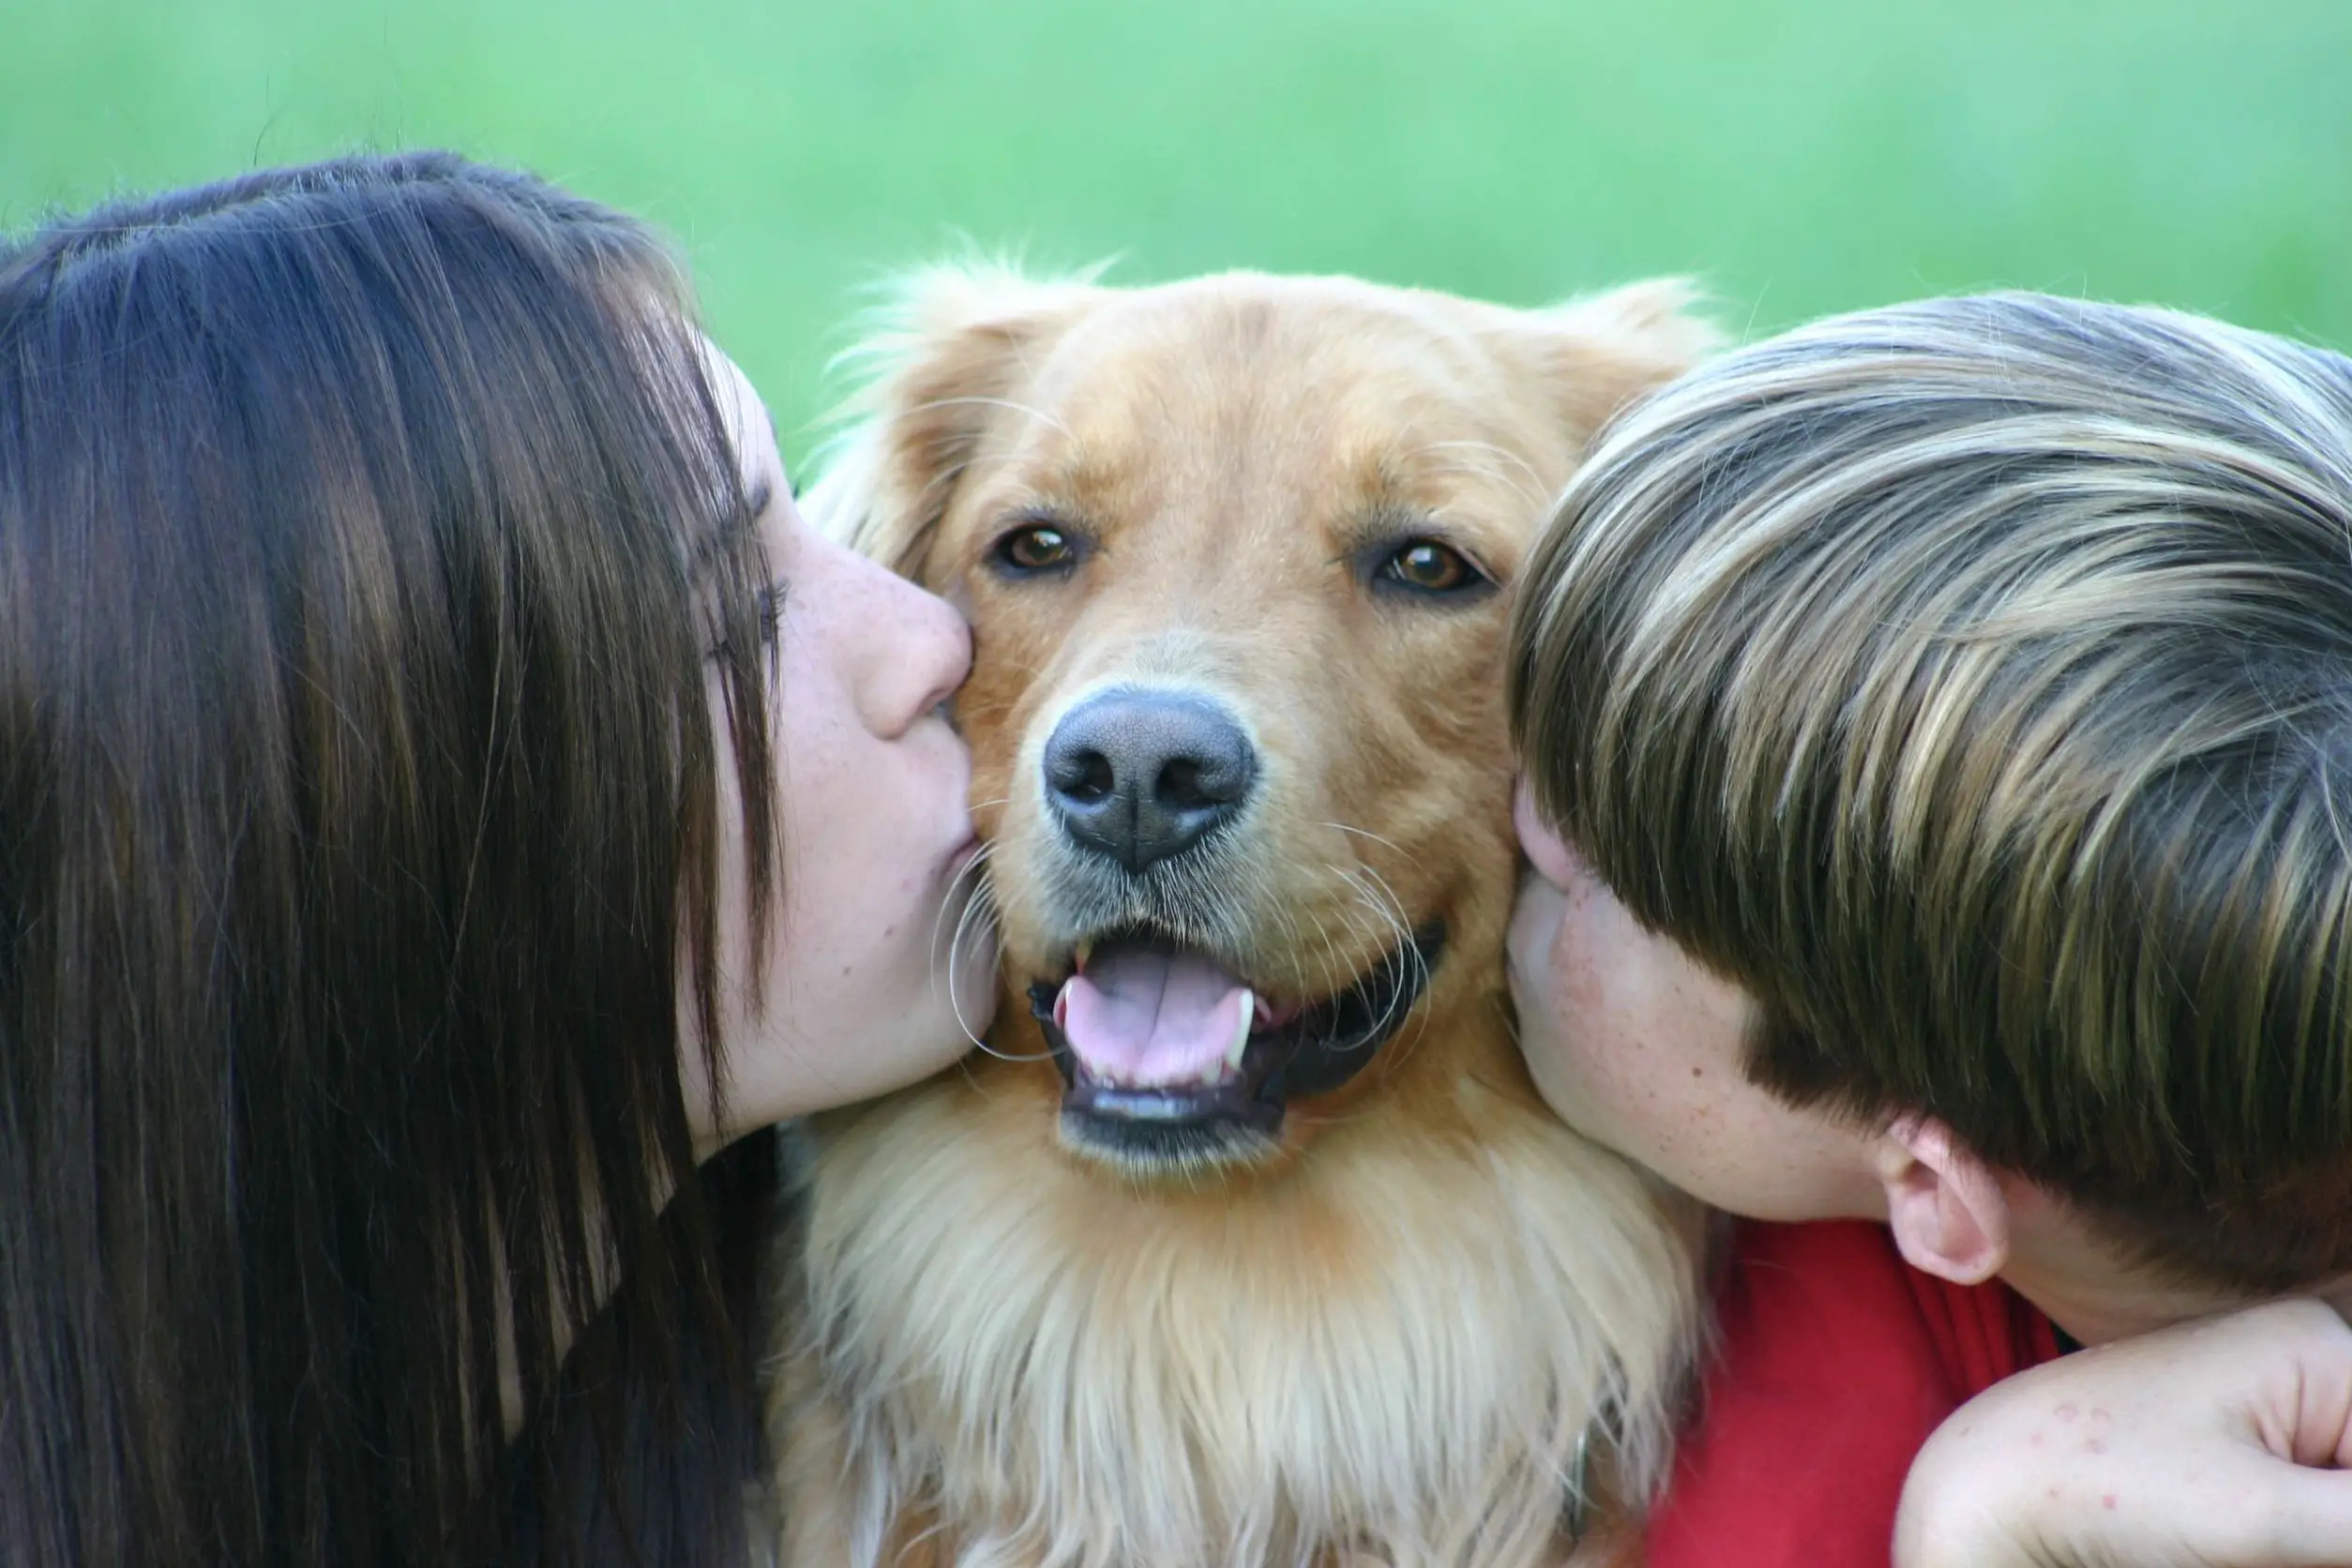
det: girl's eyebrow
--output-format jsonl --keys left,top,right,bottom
{"left": 746, "top": 475, "right": 776, "bottom": 520}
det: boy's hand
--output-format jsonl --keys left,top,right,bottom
{"left": 1896, "top": 1298, "right": 2352, "bottom": 1568}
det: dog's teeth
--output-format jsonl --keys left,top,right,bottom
{"left": 1074, "top": 939, "right": 1093, "bottom": 972}
{"left": 1226, "top": 988, "right": 1255, "bottom": 1072}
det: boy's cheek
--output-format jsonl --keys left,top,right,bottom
{"left": 1506, "top": 870, "right": 1621, "bottom": 1148}
{"left": 1506, "top": 868, "right": 1574, "bottom": 1071}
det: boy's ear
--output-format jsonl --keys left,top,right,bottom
{"left": 1877, "top": 1116, "right": 2012, "bottom": 1286}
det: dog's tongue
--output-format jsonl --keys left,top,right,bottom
{"left": 1054, "top": 946, "right": 1253, "bottom": 1087}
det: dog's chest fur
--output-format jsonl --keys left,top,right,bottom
{"left": 766, "top": 1040, "right": 1700, "bottom": 1568}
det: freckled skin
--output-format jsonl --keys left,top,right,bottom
{"left": 1509, "top": 784, "right": 1887, "bottom": 1220}
{"left": 1898, "top": 1300, "right": 2352, "bottom": 1567}
{"left": 683, "top": 348, "right": 996, "bottom": 1147}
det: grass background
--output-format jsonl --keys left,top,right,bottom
{"left": 7, "top": 0, "right": 2348, "bottom": 467}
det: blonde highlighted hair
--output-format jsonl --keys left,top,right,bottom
{"left": 1510, "top": 293, "right": 2352, "bottom": 1289}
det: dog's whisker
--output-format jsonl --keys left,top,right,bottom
{"left": 1319, "top": 820, "right": 1423, "bottom": 870}
{"left": 1301, "top": 890, "right": 1350, "bottom": 1009}
{"left": 1417, "top": 468, "right": 1546, "bottom": 514}
{"left": 1362, "top": 864, "right": 1425, "bottom": 992}
{"left": 927, "top": 841, "right": 995, "bottom": 983}
{"left": 1329, "top": 864, "right": 1425, "bottom": 1060}
{"left": 1343, "top": 862, "right": 1416, "bottom": 960}
{"left": 1421, "top": 435, "right": 1548, "bottom": 491}
{"left": 1413, "top": 445, "right": 1551, "bottom": 510}
{"left": 889, "top": 392, "right": 1075, "bottom": 440}
{"left": 942, "top": 875, "right": 1015, "bottom": 1055}
{"left": 1366, "top": 871, "right": 1438, "bottom": 1063}
{"left": 933, "top": 844, "right": 1063, "bottom": 1065}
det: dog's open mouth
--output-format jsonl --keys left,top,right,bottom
{"left": 1027, "top": 923, "right": 1445, "bottom": 1167}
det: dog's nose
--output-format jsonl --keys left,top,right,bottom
{"left": 1043, "top": 690, "right": 1256, "bottom": 871}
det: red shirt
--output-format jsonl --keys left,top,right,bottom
{"left": 1644, "top": 1219, "right": 2065, "bottom": 1568}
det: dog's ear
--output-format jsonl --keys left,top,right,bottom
{"left": 1524, "top": 278, "right": 1722, "bottom": 443}
{"left": 804, "top": 264, "right": 1099, "bottom": 584}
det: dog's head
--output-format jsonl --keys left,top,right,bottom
{"left": 814, "top": 266, "right": 1711, "bottom": 1181}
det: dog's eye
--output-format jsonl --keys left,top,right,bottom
{"left": 992, "top": 524, "right": 1078, "bottom": 576}
{"left": 1379, "top": 539, "right": 1481, "bottom": 595}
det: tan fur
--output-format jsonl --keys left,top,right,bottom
{"left": 771, "top": 267, "right": 1717, "bottom": 1567}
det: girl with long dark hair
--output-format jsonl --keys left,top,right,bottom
{"left": 0, "top": 151, "right": 993, "bottom": 1567}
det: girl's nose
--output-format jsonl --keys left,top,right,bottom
{"left": 820, "top": 525, "right": 972, "bottom": 738}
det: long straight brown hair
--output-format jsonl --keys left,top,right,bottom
{"left": 0, "top": 153, "right": 779, "bottom": 1566}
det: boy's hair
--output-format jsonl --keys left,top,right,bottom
{"left": 1510, "top": 293, "right": 2352, "bottom": 1292}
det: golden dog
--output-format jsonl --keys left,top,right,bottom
{"left": 773, "top": 266, "right": 1713, "bottom": 1567}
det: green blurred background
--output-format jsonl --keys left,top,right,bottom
{"left": 7, "top": 0, "right": 2347, "bottom": 466}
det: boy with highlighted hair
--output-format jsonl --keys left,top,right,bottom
{"left": 1505, "top": 293, "right": 2352, "bottom": 1567}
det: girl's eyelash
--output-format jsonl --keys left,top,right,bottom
{"left": 705, "top": 580, "right": 787, "bottom": 663}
